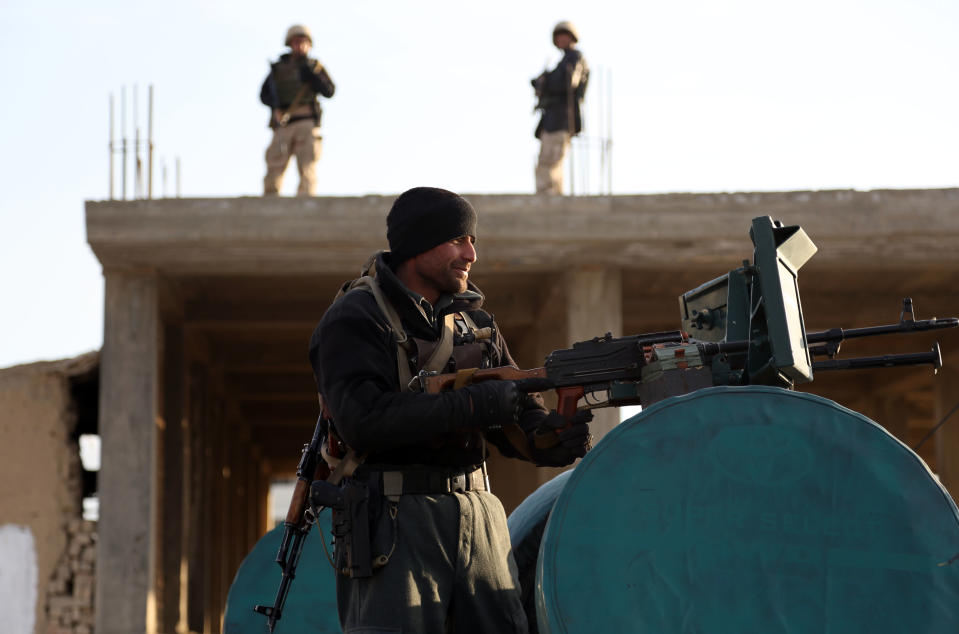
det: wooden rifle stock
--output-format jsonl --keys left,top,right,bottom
{"left": 284, "top": 460, "right": 330, "bottom": 525}
{"left": 421, "top": 366, "right": 547, "bottom": 392}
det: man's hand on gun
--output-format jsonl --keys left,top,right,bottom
{"left": 526, "top": 407, "right": 593, "bottom": 467}
{"left": 462, "top": 377, "right": 555, "bottom": 429}
{"left": 458, "top": 376, "right": 593, "bottom": 465}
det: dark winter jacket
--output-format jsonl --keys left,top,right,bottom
{"left": 533, "top": 48, "right": 588, "bottom": 138}
{"left": 308, "top": 251, "right": 547, "bottom": 468}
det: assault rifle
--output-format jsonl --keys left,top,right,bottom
{"left": 254, "top": 413, "right": 369, "bottom": 631}
{"left": 253, "top": 416, "right": 329, "bottom": 632}
{"left": 417, "top": 217, "right": 958, "bottom": 417}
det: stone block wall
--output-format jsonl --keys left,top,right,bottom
{"left": 44, "top": 519, "right": 97, "bottom": 634}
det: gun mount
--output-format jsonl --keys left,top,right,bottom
{"left": 668, "top": 216, "right": 957, "bottom": 400}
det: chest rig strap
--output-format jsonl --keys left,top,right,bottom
{"left": 335, "top": 251, "right": 459, "bottom": 392}
{"left": 423, "top": 313, "right": 457, "bottom": 376}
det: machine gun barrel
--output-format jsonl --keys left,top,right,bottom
{"left": 812, "top": 343, "right": 942, "bottom": 372}
{"left": 805, "top": 298, "right": 958, "bottom": 355}
{"left": 804, "top": 299, "right": 958, "bottom": 361}
{"left": 808, "top": 317, "right": 959, "bottom": 345}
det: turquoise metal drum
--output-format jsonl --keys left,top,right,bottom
{"left": 223, "top": 511, "right": 340, "bottom": 633}
{"left": 535, "top": 386, "right": 959, "bottom": 633}
{"left": 509, "top": 470, "right": 574, "bottom": 630}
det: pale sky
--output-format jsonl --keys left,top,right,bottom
{"left": 1, "top": 0, "right": 957, "bottom": 368}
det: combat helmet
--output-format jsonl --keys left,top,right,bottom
{"left": 553, "top": 21, "right": 579, "bottom": 43}
{"left": 285, "top": 24, "right": 313, "bottom": 46}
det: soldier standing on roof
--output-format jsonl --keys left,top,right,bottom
{"left": 260, "top": 24, "right": 335, "bottom": 197}
{"left": 532, "top": 21, "right": 588, "bottom": 195}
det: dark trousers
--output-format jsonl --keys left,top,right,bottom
{"left": 335, "top": 490, "right": 528, "bottom": 633}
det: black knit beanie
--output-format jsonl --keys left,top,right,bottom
{"left": 386, "top": 187, "right": 477, "bottom": 264}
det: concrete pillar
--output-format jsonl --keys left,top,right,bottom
{"left": 518, "top": 281, "right": 573, "bottom": 491}
{"left": 184, "top": 364, "right": 207, "bottom": 633}
{"left": 159, "top": 324, "right": 185, "bottom": 634}
{"left": 206, "top": 398, "right": 226, "bottom": 633}
{"left": 481, "top": 267, "right": 625, "bottom": 509}
{"left": 502, "top": 267, "right": 624, "bottom": 491}
{"left": 95, "top": 270, "right": 158, "bottom": 634}
{"left": 564, "top": 267, "right": 623, "bottom": 442}
{"left": 935, "top": 352, "right": 959, "bottom": 501}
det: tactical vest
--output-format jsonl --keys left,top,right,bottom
{"left": 334, "top": 260, "right": 497, "bottom": 391}
{"left": 270, "top": 57, "right": 318, "bottom": 108}
{"left": 321, "top": 254, "right": 500, "bottom": 467}
{"left": 409, "top": 312, "right": 496, "bottom": 378}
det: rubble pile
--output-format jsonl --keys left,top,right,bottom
{"left": 45, "top": 519, "right": 96, "bottom": 634}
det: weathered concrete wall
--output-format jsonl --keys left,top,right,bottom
{"left": 0, "top": 353, "right": 97, "bottom": 633}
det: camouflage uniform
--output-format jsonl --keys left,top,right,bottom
{"left": 260, "top": 52, "right": 334, "bottom": 196}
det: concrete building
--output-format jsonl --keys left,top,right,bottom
{"left": 16, "top": 188, "right": 954, "bottom": 633}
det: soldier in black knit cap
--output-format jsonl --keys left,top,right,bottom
{"left": 308, "top": 186, "right": 592, "bottom": 632}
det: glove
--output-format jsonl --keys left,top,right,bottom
{"left": 530, "top": 409, "right": 593, "bottom": 467}
{"left": 299, "top": 62, "right": 317, "bottom": 82}
{"left": 461, "top": 378, "right": 554, "bottom": 430}
{"left": 531, "top": 72, "right": 546, "bottom": 92}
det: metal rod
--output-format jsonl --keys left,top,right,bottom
{"left": 134, "top": 85, "right": 141, "bottom": 199}
{"left": 121, "top": 86, "right": 127, "bottom": 200}
{"left": 176, "top": 156, "right": 181, "bottom": 197}
{"left": 567, "top": 59, "right": 576, "bottom": 196}
{"left": 109, "top": 94, "right": 114, "bottom": 200}
{"left": 607, "top": 68, "right": 613, "bottom": 195}
{"left": 135, "top": 127, "right": 141, "bottom": 199}
{"left": 148, "top": 85, "right": 154, "bottom": 199}
{"left": 598, "top": 68, "right": 606, "bottom": 195}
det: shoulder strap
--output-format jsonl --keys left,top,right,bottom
{"left": 334, "top": 254, "right": 462, "bottom": 390}
{"left": 422, "top": 313, "right": 456, "bottom": 374}
{"left": 458, "top": 311, "right": 479, "bottom": 332}
{"left": 350, "top": 275, "right": 416, "bottom": 390}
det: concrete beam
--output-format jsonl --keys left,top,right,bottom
{"left": 86, "top": 190, "right": 959, "bottom": 274}
{"left": 158, "top": 324, "right": 184, "bottom": 634}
